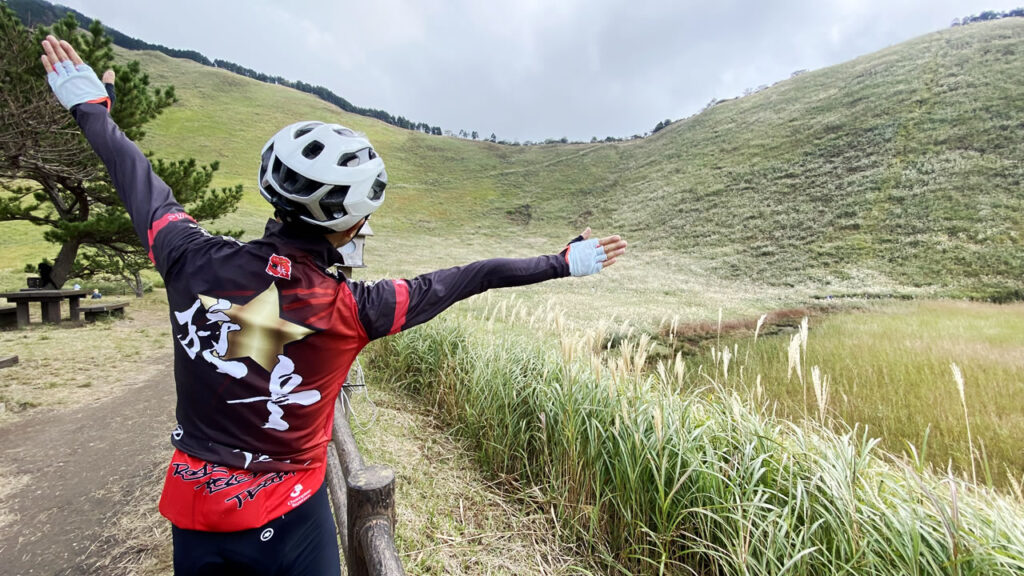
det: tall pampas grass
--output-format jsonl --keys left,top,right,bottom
{"left": 811, "top": 365, "right": 830, "bottom": 423}
{"left": 951, "top": 362, "right": 977, "bottom": 485}
{"left": 366, "top": 308, "right": 1024, "bottom": 575}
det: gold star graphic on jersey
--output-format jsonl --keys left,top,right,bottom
{"left": 199, "top": 283, "right": 313, "bottom": 372}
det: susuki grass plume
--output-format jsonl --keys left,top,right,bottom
{"left": 951, "top": 362, "right": 977, "bottom": 485}
{"left": 754, "top": 313, "right": 768, "bottom": 343}
{"left": 811, "top": 365, "right": 830, "bottom": 423}
{"left": 800, "top": 316, "right": 809, "bottom": 353}
{"left": 788, "top": 332, "right": 803, "bottom": 391}
{"left": 746, "top": 313, "right": 769, "bottom": 366}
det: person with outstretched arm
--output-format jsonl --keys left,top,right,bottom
{"left": 41, "top": 35, "right": 627, "bottom": 575}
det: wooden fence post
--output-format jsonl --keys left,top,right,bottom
{"left": 326, "top": 443, "right": 349, "bottom": 560}
{"left": 332, "top": 398, "right": 364, "bottom": 474}
{"left": 327, "top": 395, "right": 405, "bottom": 575}
{"left": 347, "top": 465, "right": 403, "bottom": 576}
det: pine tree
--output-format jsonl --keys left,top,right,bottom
{"left": 0, "top": 10, "right": 243, "bottom": 294}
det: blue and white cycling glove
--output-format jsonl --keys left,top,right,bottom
{"left": 47, "top": 61, "right": 110, "bottom": 111}
{"left": 563, "top": 237, "right": 607, "bottom": 277}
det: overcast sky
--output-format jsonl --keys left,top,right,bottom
{"left": 54, "top": 0, "right": 1022, "bottom": 142}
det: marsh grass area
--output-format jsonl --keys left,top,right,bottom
{"left": 714, "top": 300, "right": 1024, "bottom": 489}
{"left": 367, "top": 298, "right": 1024, "bottom": 574}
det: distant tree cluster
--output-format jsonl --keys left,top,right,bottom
{"left": 211, "top": 60, "right": 443, "bottom": 135}
{"left": 100, "top": 31, "right": 212, "bottom": 66}
{"left": 952, "top": 8, "right": 1024, "bottom": 26}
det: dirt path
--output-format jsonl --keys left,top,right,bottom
{"left": 0, "top": 362, "right": 175, "bottom": 576}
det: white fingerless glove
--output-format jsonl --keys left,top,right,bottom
{"left": 565, "top": 238, "right": 607, "bottom": 277}
{"left": 46, "top": 60, "right": 107, "bottom": 110}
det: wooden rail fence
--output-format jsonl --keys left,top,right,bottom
{"left": 326, "top": 391, "right": 406, "bottom": 575}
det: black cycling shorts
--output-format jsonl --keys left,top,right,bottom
{"left": 171, "top": 482, "right": 341, "bottom": 576}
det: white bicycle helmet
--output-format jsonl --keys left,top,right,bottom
{"left": 258, "top": 121, "right": 387, "bottom": 232}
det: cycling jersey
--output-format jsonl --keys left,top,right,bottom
{"left": 71, "top": 102, "right": 573, "bottom": 531}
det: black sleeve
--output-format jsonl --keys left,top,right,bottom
{"left": 349, "top": 254, "right": 571, "bottom": 340}
{"left": 104, "top": 82, "right": 116, "bottom": 109}
{"left": 70, "top": 102, "right": 194, "bottom": 273}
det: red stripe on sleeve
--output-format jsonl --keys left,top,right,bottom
{"left": 86, "top": 96, "right": 111, "bottom": 111}
{"left": 388, "top": 279, "right": 410, "bottom": 335}
{"left": 147, "top": 212, "right": 195, "bottom": 264}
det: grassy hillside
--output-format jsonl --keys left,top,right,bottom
{"left": 140, "top": 18, "right": 1024, "bottom": 299}
{"left": 614, "top": 19, "right": 1024, "bottom": 297}
{"left": 2, "top": 19, "right": 1021, "bottom": 300}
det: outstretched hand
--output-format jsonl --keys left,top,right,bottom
{"left": 564, "top": 227, "right": 627, "bottom": 277}
{"left": 40, "top": 35, "right": 114, "bottom": 110}
{"left": 579, "top": 227, "right": 627, "bottom": 269}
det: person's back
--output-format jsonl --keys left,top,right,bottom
{"left": 156, "top": 219, "right": 372, "bottom": 528}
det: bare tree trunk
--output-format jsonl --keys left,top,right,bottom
{"left": 49, "top": 240, "right": 80, "bottom": 288}
{"left": 132, "top": 270, "right": 144, "bottom": 298}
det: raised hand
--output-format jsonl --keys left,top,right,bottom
{"left": 579, "top": 227, "right": 627, "bottom": 269}
{"left": 565, "top": 227, "right": 628, "bottom": 276}
{"left": 40, "top": 35, "right": 110, "bottom": 110}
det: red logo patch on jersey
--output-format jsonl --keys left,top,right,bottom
{"left": 266, "top": 254, "right": 292, "bottom": 279}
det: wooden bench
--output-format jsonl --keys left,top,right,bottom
{"left": 81, "top": 301, "right": 129, "bottom": 322}
{"left": 0, "top": 288, "right": 90, "bottom": 326}
{"left": 0, "top": 305, "right": 17, "bottom": 329}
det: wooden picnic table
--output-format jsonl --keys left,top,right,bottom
{"left": 0, "top": 289, "right": 90, "bottom": 327}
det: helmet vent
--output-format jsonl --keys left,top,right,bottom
{"left": 337, "top": 153, "right": 359, "bottom": 167}
{"left": 294, "top": 124, "right": 317, "bottom": 139}
{"left": 302, "top": 141, "right": 325, "bottom": 159}
{"left": 338, "top": 147, "right": 374, "bottom": 167}
{"left": 319, "top": 185, "right": 350, "bottom": 218}
{"left": 272, "top": 158, "right": 321, "bottom": 198}
{"left": 259, "top": 144, "right": 274, "bottom": 181}
{"left": 369, "top": 170, "right": 387, "bottom": 201}
{"left": 369, "top": 183, "right": 385, "bottom": 202}
{"left": 334, "top": 127, "right": 357, "bottom": 137}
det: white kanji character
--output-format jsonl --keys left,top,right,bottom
{"left": 226, "top": 355, "right": 320, "bottom": 431}
{"left": 201, "top": 298, "right": 247, "bottom": 378}
{"left": 173, "top": 299, "right": 203, "bottom": 359}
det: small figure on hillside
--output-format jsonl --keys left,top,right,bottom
{"left": 90, "top": 289, "right": 102, "bottom": 299}
{"left": 40, "top": 34, "right": 627, "bottom": 575}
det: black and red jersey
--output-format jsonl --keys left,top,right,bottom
{"left": 72, "top": 103, "right": 572, "bottom": 530}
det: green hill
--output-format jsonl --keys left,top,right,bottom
{"left": 616, "top": 19, "right": 1024, "bottom": 296}
{"left": 3, "top": 19, "right": 1022, "bottom": 299}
